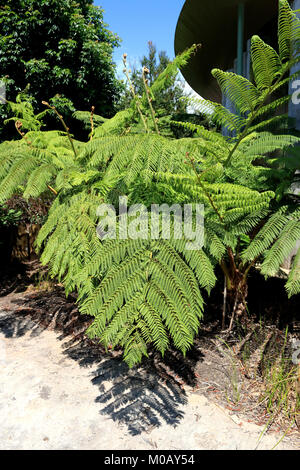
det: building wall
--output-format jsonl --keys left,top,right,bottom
{"left": 285, "top": 0, "right": 300, "bottom": 271}
{"left": 223, "top": 1, "right": 300, "bottom": 131}
{"left": 289, "top": 0, "right": 300, "bottom": 129}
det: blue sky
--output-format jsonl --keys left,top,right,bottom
{"left": 94, "top": 0, "right": 185, "bottom": 76}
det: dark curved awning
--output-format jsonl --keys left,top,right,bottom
{"left": 174, "top": 0, "right": 289, "bottom": 102}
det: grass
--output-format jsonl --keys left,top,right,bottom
{"left": 217, "top": 337, "right": 242, "bottom": 405}
{"left": 259, "top": 327, "right": 300, "bottom": 425}
{"left": 217, "top": 323, "right": 300, "bottom": 432}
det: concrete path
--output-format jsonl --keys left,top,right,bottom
{"left": 0, "top": 293, "right": 298, "bottom": 450}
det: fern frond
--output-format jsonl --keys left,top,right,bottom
{"left": 251, "top": 35, "right": 282, "bottom": 90}
{"left": 253, "top": 95, "right": 291, "bottom": 120}
{"left": 242, "top": 207, "right": 291, "bottom": 262}
{"left": 278, "top": 0, "right": 300, "bottom": 61}
{"left": 93, "top": 108, "right": 135, "bottom": 136}
{"left": 187, "top": 96, "right": 246, "bottom": 133}
{"left": 23, "top": 163, "right": 57, "bottom": 198}
{"left": 80, "top": 237, "right": 207, "bottom": 366}
{"left": 286, "top": 246, "right": 300, "bottom": 297}
{"left": 261, "top": 217, "right": 300, "bottom": 276}
{"left": 149, "top": 45, "right": 197, "bottom": 99}
{"left": 239, "top": 132, "right": 300, "bottom": 157}
{"left": 73, "top": 110, "right": 107, "bottom": 129}
{"left": 0, "top": 156, "right": 38, "bottom": 203}
{"left": 211, "top": 69, "right": 260, "bottom": 114}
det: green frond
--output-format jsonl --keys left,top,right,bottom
{"left": 247, "top": 114, "right": 291, "bottom": 134}
{"left": 187, "top": 96, "right": 246, "bottom": 133}
{"left": 278, "top": 0, "right": 300, "bottom": 61}
{"left": 102, "top": 134, "right": 187, "bottom": 185}
{"left": 242, "top": 207, "right": 291, "bottom": 262}
{"left": 229, "top": 209, "right": 269, "bottom": 237}
{"left": 253, "top": 95, "right": 291, "bottom": 120}
{"left": 239, "top": 132, "right": 300, "bottom": 157}
{"left": 251, "top": 35, "right": 282, "bottom": 90}
{"left": 5, "top": 96, "right": 46, "bottom": 132}
{"left": 79, "top": 237, "right": 207, "bottom": 366}
{"left": 286, "top": 246, "right": 300, "bottom": 297}
{"left": 149, "top": 45, "right": 197, "bottom": 99}
{"left": 122, "top": 331, "right": 149, "bottom": 368}
{"left": 171, "top": 239, "right": 216, "bottom": 293}
{"left": 211, "top": 69, "right": 260, "bottom": 114}
{"left": 73, "top": 110, "right": 107, "bottom": 129}
{"left": 0, "top": 141, "right": 29, "bottom": 179}
{"left": 93, "top": 108, "right": 135, "bottom": 137}
{"left": 204, "top": 229, "right": 226, "bottom": 260}
{"left": 170, "top": 120, "right": 225, "bottom": 143}
{"left": 23, "top": 163, "right": 57, "bottom": 198}
{"left": 261, "top": 217, "right": 300, "bottom": 277}
{"left": 0, "top": 155, "right": 38, "bottom": 203}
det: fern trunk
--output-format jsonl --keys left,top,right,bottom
{"left": 226, "top": 276, "right": 249, "bottom": 330}
{"left": 222, "top": 248, "right": 249, "bottom": 330}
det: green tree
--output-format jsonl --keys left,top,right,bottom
{"left": 119, "top": 41, "right": 187, "bottom": 116}
{"left": 0, "top": 0, "right": 122, "bottom": 139}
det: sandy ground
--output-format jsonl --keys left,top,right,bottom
{"left": 0, "top": 293, "right": 299, "bottom": 451}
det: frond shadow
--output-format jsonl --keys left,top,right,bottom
{"left": 91, "top": 358, "right": 186, "bottom": 435}
{"left": 63, "top": 335, "right": 203, "bottom": 436}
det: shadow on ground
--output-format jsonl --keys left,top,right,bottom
{"left": 64, "top": 332, "right": 204, "bottom": 435}
{"left": 0, "top": 289, "right": 203, "bottom": 435}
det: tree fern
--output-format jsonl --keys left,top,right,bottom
{"left": 0, "top": 1, "right": 299, "bottom": 365}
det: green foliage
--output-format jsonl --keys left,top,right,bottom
{"left": 285, "top": 246, "right": 300, "bottom": 297}
{"left": 117, "top": 44, "right": 209, "bottom": 138}
{"left": 0, "top": 205, "right": 22, "bottom": 227}
{"left": 117, "top": 41, "right": 210, "bottom": 139}
{"left": 278, "top": 0, "right": 300, "bottom": 61}
{"left": 73, "top": 238, "right": 208, "bottom": 366}
{"left": 118, "top": 41, "right": 188, "bottom": 116}
{"left": 0, "top": 96, "right": 84, "bottom": 203}
{"left": 0, "top": 0, "right": 299, "bottom": 366}
{"left": 0, "top": 0, "right": 122, "bottom": 140}
{"left": 251, "top": 36, "right": 281, "bottom": 90}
